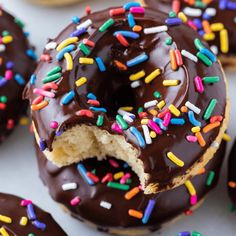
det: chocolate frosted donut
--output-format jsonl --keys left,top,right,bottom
{"left": 24, "top": 3, "right": 229, "bottom": 194}
{"left": 141, "top": 0, "right": 236, "bottom": 69}
{"left": 36, "top": 141, "right": 226, "bottom": 235}
{"left": 0, "top": 192, "right": 66, "bottom": 235}
{"left": 0, "top": 8, "right": 36, "bottom": 143}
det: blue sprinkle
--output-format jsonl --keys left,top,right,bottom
{"left": 39, "top": 139, "right": 47, "bottom": 151}
{"left": 193, "top": 18, "right": 202, "bottom": 29}
{"left": 56, "top": 44, "right": 76, "bottom": 61}
{"left": 227, "top": 1, "right": 236, "bottom": 9}
{"left": 6, "top": 61, "right": 14, "bottom": 69}
{"left": 61, "top": 90, "right": 75, "bottom": 105}
{"left": 202, "top": 12, "right": 212, "bottom": 20}
{"left": 127, "top": 53, "right": 149, "bottom": 67}
{"left": 123, "top": 163, "right": 129, "bottom": 168}
{"left": 130, "top": 126, "right": 146, "bottom": 148}
{"left": 32, "top": 220, "right": 46, "bottom": 231}
{"left": 142, "top": 199, "right": 156, "bottom": 224}
{"left": 14, "top": 74, "right": 25, "bottom": 85}
{"left": 188, "top": 111, "right": 201, "bottom": 127}
{"left": 200, "top": 48, "right": 217, "bottom": 62}
{"left": 123, "top": 2, "right": 140, "bottom": 10}
{"left": 87, "top": 93, "right": 97, "bottom": 100}
{"left": 72, "top": 16, "right": 80, "bottom": 24}
{"left": 114, "top": 31, "right": 139, "bottom": 39}
{"left": 89, "top": 107, "right": 107, "bottom": 113}
{"left": 24, "top": 31, "right": 30, "bottom": 38}
{"left": 178, "top": 232, "right": 191, "bottom": 236}
{"left": 27, "top": 204, "right": 36, "bottom": 220}
{"left": 198, "top": 30, "right": 205, "bottom": 37}
{"left": 165, "top": 17, "right": 182, "bottom": 26}
{"left": 70, "top": 27, "right": 87, "bottom": 37}
{"left": 219, "top": 0, "right": 227, "bottom": 9}
{"left": 77, "top": 163, "right": 95, "bottom": 186}
{"left": 56, "top": 131, "right": 63, "bottom": 136}
{"left": 30, "top": 74, "right": 37, "bottom": 85}
{"left": 26, "top": 49, "right": 37, "bottom": 61}
{"left": 153, "top": 117, "right": 167, "bottom": 131}
{"left": 128, "top": 13, "right": 136, "bottom": 28}
{"left": 95, "top": 57, "right": 106, "bottom": 72}
{"left": 0, "top": 78, "right": 7, "bottom": 88}
{"left": 170, "top": 118, "right": 185, "bottom": 125}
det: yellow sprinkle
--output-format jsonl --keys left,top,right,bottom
{"left": 149, "top": 109, "right": 158, "bottom": 116}
{"left": 119, "top": 107, "right": 133, "bottom": 111}
{"left": 19, "top": 116, "right": 29, "bottom": 126}
{"left": 203, "top": 33, "right": 215, "bottom": 41}
{"left": 168, "top": 104, "right": 180, "bottom": 117}
{"left": 20, "top": 216, "right": 28, "bottom": 226}
{"left": 210, "top": 23, "right": 224, "bottom": 32}
{"left": 0, "top": 215, "right": 12, "bottom": 224}
{"left": 141, "top": 118, "right": 149, "bottom": 125}
{"left": 56, "top": 37, "right": 78, "bottom": 51}
{"left": 163, "top": 80, "right": 180, "bottom": 86}
{"left": 220, "top": 29, "right": 229, "bottom": 53}
{"left": 114, "top": 172, "right": 124, "bottom": 180}
{"left": 178, "top": 12, "right": 188, "bottom": 23}
{"left": 129, "top": 70, "right": 145, "bottom": 81}
{"left": 222, "top": 133, "right": 231, "bottom": 142}
{"left": 185, "top": 180, "right": 196, "bottom": 196}
{"left": 64, "top": 52, "right": 73, "bottom": 71}
{"left": 144, "top": 68, "right": 161, "bottom": 84}
{"left": 2, "top": 35, "right": 13, "bottom": 44}
{"left": 157, "top": 100, "right": 166, "bottom": 110}
{"left": 167, "top": 152, "right": 184, "bottom": 167}
{"left": 150, "top": 131, "right": 157, "bottom": 139}
{"left": 75, "top": 77, "right": 87, "bottom": 87}
{"left": 0, "top": 227, "right": 9, "bottom": 236}
{"left": 79, "top": 57, "right": 94, "bottom": 64}
{"left": 191, "top": 126, "right": 201, "bottom": 133}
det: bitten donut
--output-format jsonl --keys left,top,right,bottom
{"left": 0, "top": 8, "right": 36, "bottom": 143}
{"left": 141, "top": 0, "right": 236, "bottom": 69}
{"left": 0, "top": 192, "right": 66, "bottom": 235}
{"left": 28, "top": 0, "right": 82, "bottom": 7}
{"left": 36, "top": 141, "right": 226, "bottom": 235}
{"left": 24, "top": 2, "right": 229, "bottom": 194}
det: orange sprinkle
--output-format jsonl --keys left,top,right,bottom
{"left": 195, "top": 132, "right": 206, "bottom": 147}
{"left": 148, "top": 109, "right": 158, "bottom": 116}
{"left": 202, "top": 0, "right": 213, "bottom": 4}
{"left": 31, "top": 100, "right": 49, "bottom": 111}
{"left": 181, "top": 106, "right": 188, "bottom": 113}
{"left": 202, "top": 20, "right": 212, "bottom": 34}
{"left": 125, "top": 187, "right": 140, "bottom": 200}
{"left": 228, "top": 181, "right": 236, "bottom": 188}
{"left": 170, "top": 49, "right": 177, "bottom": 71}
{"left": 186, "top": 0, "right": 195, "bottom": 5}
{"left": 132, "top": 25, "right": 142, "bottom": 32}
{"left": 197, "top": 168, "right": 206, "bottom": 175}
{"left": 128, "top": 209, "right": 143, "bottom": 219}
{"left": 114, "top": 60, "right": 127, "bottom": 71}
{"left": 202, "top": 122, "right": 220, "bottom": 133}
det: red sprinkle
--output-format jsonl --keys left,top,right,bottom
{"left": 32, "top": 96, "right": 44, "bottom": 105}
{"left": 0, "top": 103, "right": 6, "bottom": 110}
{"left": 83, "top": 39, "right": 95, "bottom": 47}
{"left": 109, "top": 8, "right": 125, "bottom": 16}
{"left": 175, "top": 49, "right": 183, "bottom": 66}
{"left": 76, "top": 109, "right": 94, "bottom": 118}
{"left": 139, "top": 112, "right": 148, "bottom": 119}
{"left": 87, "top": 172, "right": 99, "bottom": 183}
{"left": 102, "top": 173, "right": 113, "bottom": 183}
{"left": 43, "top": 82, "right": 58, "bottom": 91}
{"left": 40, "top": 54, "right": 51, "bottom": 62}
{"left": 87, "top": 99, "right": 100, "bottom": 106}
{"left": 210, "top": 115, "right": 223, "bottom": 123}
{"left": 116, "top": 33, "right": 129, "bottom": 47}
{"left": 158, "top": 109, "right": 170, "bottom": 119}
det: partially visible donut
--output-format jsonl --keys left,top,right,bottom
{"left": 28, "top": 0, "right": 83, "bottom": 7}
{"left": 141, "top": 0, "right": 236, "bottom": 69}
{"left": 0, "top": 192, "right": 66, "bottom": 235}
{"left": 36, "top": 141, "right": 226, "bottom": 235}
{"left": 24, "top": 3, "right": 229, "bottom": 194}
{"left": 0, "top": 7, "right": 36, "bottom": 143}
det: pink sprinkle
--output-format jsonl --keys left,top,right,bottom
{"left": 120, "top": 173, "right": 131, "bottom": 184}
{"left": 187, "top": 20, "right": 197, "bottom": 31}
{"left": 190, "top": 194, "right": 198, "bottom": 205}
{"left": 5, "top": 70, "right": 13, "bottom": 80}
{"left": 186, "top": 135, "right": 198, "bottom": 143}
{"left": 50, "top": 121, "right": 59, "bottom": 129}
{"left": 70, "top": 196, "right": 81, "bottom": 206}
{"left": 148, "top": 119, "right": 162, "bottom": 134}
{"left": 40, "top": 54, "right": 51, "bottom": 62}
{"left": 109, "top": 159, "right": 119, "bottom": 168}
{"left": 194, "top": 76, "right": 204, "bottom": 94}
{"left": 33, "top": 88, "right": 55, "bottom": 98}
{"left": 138, "top": 185, "right": 143, "bottom": 191}
{"left": 175, "top": 49, "right": 183, "bottom": 66}
{"left": 130, "top": 7, "right": 145, "bottom": 14}
{"left": 163, "top": 111, "right": 171, "bottom": 127}
{"left": 20, "top": 199, "right": 32, "bottom": 206}
{"left": 102, "top": 173, "right": 113, "bottom": 183}
{"left": 111, "top": 122, "right": 123, "bottom": 134}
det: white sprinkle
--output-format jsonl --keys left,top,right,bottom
{"left": 118, "top": 109, "right": 135, "bottom": 119}
{"left": 131, "top": 80, "right": 141, "bottom": 88}
{"left": 62, "top": 183, "right": 77, "bottom": 191}
{"left": 123, "top": 114, "right": 134, "bottom": 124}
{"left": 211, "top": 141, "right": 219, "bottom": 148}
{"left": 185, "top": 101, "right": 201, "bottom": 114}
{"left": 45, "top": 41, "right": 57, "bottom": 50}
{"left": 76, "top": 19, "right": 93, "bottom": 30}
{"left": 144, "top": 100, "right": 158, "bottom": 109}
{"left": 100, "top": 201, "right": 112, "bottom": 210}
{"left": 183, "top": 7, "right": 202, "bottom": 17}
{"left": 142, "top": 125, "right": 152, "bottom": 144}
{"left": 181, "top": 50, "right": 198, "bottom": 63}
{"left": 144, "top": 25, "right": 168, "bottom": 34}
{"left": 210, "top": 45, "right": 218, "bottom": 55}
{"left": 0, "top": 45, "right": 6, "bottom": 52}
{"left": 205, "top": 8, "right": 216, "bottom": 17}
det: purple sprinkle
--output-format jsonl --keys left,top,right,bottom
{"left": 219, "top": 0, "right": 228, "bottom": 10}
{"left": 6, "top": 61, "right": 14, "bottom": 69}
{"left": 27, "top": 204, "right": 36, "bottom": 220}
{"left": 70, "top": 27, "right": 87, "bottom": 37}
{"left": 142, "top": 199, "right": 156, "bottom": 224}
{"left": 0, "top": 78, "right": 7, "bottom": 88}
{"left": 165, "top": 17, "right": 182, "bottom": 26}
{"left": 39, "top": 139, "right": 47, "bottom": 151}
{"left": 178, "top": 232, "right": 191, "bottom": 236}
{"left": 227, "top": 1, "right": 236, "bottom": 9}
{"left": 32, "top": 220, "right": 46, "bottom": 231}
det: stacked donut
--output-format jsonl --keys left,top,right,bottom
{"left": 24, "top": 2, "right": 229, "bottom": 234}
{"left": 28, "top": 0, "right": 82, "bottom": 7}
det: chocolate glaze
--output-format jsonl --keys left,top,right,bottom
{"left": 143, "top": 0, "right": 236, "bottom": 56}
{"left": 0, "top": 192, "right": 66, "bottom": 235}
{"left": 0, "top": 8, "right": 36, "bottom": 143}
{"left": 25, "top": 6, "right": 227, "bottom": 190}
{"left": 36, "top": 141, "right": 226, "bottom": 231}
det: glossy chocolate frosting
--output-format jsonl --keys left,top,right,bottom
{"left": 0, "top": 8, "right": 36, "bottom": 143}
{"left": 143, "top": 0, "right": 236, "bottom": 56}
{"left": 25, "top": 6, "right": 227, "bottom": 190}
{"left": 0, "top": 192, "right": 66, "bottom": 235}
{"left": 37, "top": 141, "right": 226, "bottom": 231}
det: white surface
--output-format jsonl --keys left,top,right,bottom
{"left": 0, "top": 0, "right": 235, "bottom": 235}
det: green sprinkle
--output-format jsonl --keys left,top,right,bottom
{"left": 47, "top": 66, "right": 62, "bottom": 76}
{"left": 165, "top": 37, "right": 173, "bottom": 45}
{"left": 138, "top": 107, "right": 143, "bottom": 114}
{"left": 0, "top": 96, "right": 7, "bottom": 103}
{"left": 153, "top": 91, "right": 161, "bottom": 99}
{"left": 2, "top": 30, "right": 10, "bottom": 37}
{"left": 79, "top": 43, "right": 91, "bottom": 56}
{"left": 99, "top": 18, "right": 115, "bottom": 32}
{"left": 14, "top": 18, "right": 25, "bottom": 28}
{"left": 28, "top": 234, "right": 35, "bottom": 236}
{"left": 126, "top": 178, "right": 132, "bottom": 184}
{"left": 206, "top": 171, "right": 215, "bottom": 186}
{"left": 203, "top": 99, "right": 217, "bottom": 120}
{"left": 229, "top": 203, "right": 236, "bottom": 212}
{"left": 194, "top": 1, "right": 206, "bottom": 8}
{"left": 107, "top": 181, "right": 130, "bottom": 190}
{"left": 42, "top": 72, "right": 61, "bottom": 84}
{"left": 96, "top": 115, "right": 104, "bottom": 127}
{"left": 192, "top": 231, "right": 202, "bottom": 236}
{"left": 116, "top": 114, "right": 129, "bottom": 130}
{"left": 197, "top": 52, "right": 213, "bottom": 67}
{"left": 91, "top": 169, "right": 96, "bottom": 174}
{"left": 194, "top": 38, "right": 204, "bottom": 50}
{"left": 203, "top": 76, "right": 220, "bottom": 84}
{"left": 169, "top": 11, "right": 176, "bottom": 18}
